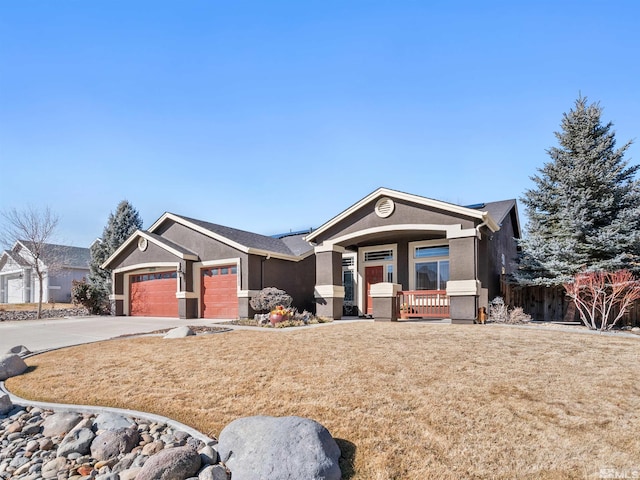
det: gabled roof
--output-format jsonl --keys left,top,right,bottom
{"left": 473, "top": 200, "right": 521, "bottom": 238}
{"left": 305, "top": 187, "right": 501, "bottom": 243}
{"left": 148, "top": 213, "right": 313, "bottom": 260}
{"left": 1, "top": 249, "right": 31, "bottom": 268}
{"left": 102, "top": 230, "right": 199, "bottom": 269}
{"left": 16, "top": 241, "right": 90, "bottom": 268}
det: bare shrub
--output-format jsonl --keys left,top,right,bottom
{"left": 564, "top": 269, "right": 640, "bottom": 331}
{"left": 488, "top": 297, "right": 531, "bottom": 324}
{"left": 508, "top": 307, "right": 532, "bottom": 324}
{"left": 488, "top": 297, "right": 508, "bottom": 323}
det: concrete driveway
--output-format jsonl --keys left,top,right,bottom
{"left": 0, "top": 316, "right": 219, "bottom": 354}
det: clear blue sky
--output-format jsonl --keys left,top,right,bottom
{"left": 1, "top": 1, "right": 638, "bottom": 247}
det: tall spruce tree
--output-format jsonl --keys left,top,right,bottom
{"left": 517, "top": 96, "right": 640, "bottom": 286}
{"left": 89, "top": 200, "right": 143, "bottom": 295}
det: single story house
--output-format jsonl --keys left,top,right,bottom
{"left": 0, "top": 241, "right": 91, "bottom": 304}
{"left": 102, "top": 188, "right": 520, "bottom": 323}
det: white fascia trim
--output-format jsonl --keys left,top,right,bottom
{"left": 314, "top": 285, "right": 345, "bottom": 299}
{"left": 109, "top": 294, "right": 125, "bottom": 301}
{"left": 369, "top": 282, "right": 401, "bottom": 297}
{"left": 305, "top": 187, "right": 499, "bottom": 242}
{"left": 113, "top": 262, "right": 180, "bottom": 274}
{"left": 314, "top": 244, "right": 346, "bottom": 254}
{"left": 446, "top": 280, "right": 481, "bottom": 296}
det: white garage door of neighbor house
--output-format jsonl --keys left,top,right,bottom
{"left": 7, "top": 277, "right": 23, "bottom": 303}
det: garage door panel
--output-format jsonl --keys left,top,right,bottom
{"left": 130, "top": 272, "right": 178, "bottom": 317}
{"left": 202, "top": 266, "right": 238, "bottom": 319}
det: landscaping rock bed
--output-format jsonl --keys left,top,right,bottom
{"left": 0, "top": 308, "right": 90, "bottom": 322}
{"left": 0, "top": 402, "right": 227, "bottom": 480}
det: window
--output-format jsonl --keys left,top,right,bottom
{"left": 387, "top": 265, "right": 393, "bottom": 282}
{"left": 364, "top": 249, "right": 393, "bottom": 262}
{"left": 410, "top": 242, "right": 449, "bottom": 291}
{"left": 416, "top": 246, "right": 449, "bottom": 258}
{"left": 343, "top": 270, "right": 355, "bottom": 303}
{"left": 415, "top": 260, "right": 449, "bottom": 290}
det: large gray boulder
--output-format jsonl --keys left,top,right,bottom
{"left": 163, "top": 326, "right": 195, "bottom": 339}
{"left": 42, "top": 412, "right": 84, "bottom": 437}
{"left": 217, "top": 416, "right": 341, "bottom": 480}
{"left": 0, "top": 393, "right": 12, "bottom": 415}
{"left": 0, "top": 353, "right": 28, "bottom": 380}
{"left": 135, "top": 445, "right": 202, "bottom": 480}
{"left": 57, "top": 427, "right": 96, "bottom": 457}
{"left": 90, "top": 427, "right": 139, "bottom": 461}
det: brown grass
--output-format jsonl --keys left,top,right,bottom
{"left": 0, "top": 302, "right": 74, "bottom": 311}
{"left": 7, "top": 323, "right": 640, "bottom": 479}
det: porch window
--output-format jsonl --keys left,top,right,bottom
{"left": 415, "top": 260, "right": 449, "bottom": 290}
{"left": 410, "top": 242, "right": 449, "bottom": 291}
{"left": 343, "top": 270, "right": 355, "bottom": 303}
{"left": 364, "top": 249, "right": 393, "bottom": 262}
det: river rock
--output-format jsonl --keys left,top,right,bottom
{"left": 42, "top": 412, "right": 83, "bottom": 437}
{"left": 57, "top": 427, "right": 96, "bottom": 457}
{"left": 198, "top": 464, "right": 229, "bottom": 480}
{"left": 90, "top": 427, "right": 139, "bottom": 461}
{"left": 0, "top": 393, "right": 12, "bottom": 415}
{"left": 135, "top": 446, "right": 202, "bottom": 480}
{"left": 217, "top": 415, "right": 341, "bottom": 480}
{"left": 0, "top": 353, "right": 28, "bottom": 380}
{"left": 94, "top": 412, "right": 136, "bottom": 431}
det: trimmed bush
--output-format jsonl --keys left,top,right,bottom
{"left": 250, "top": 287, "right": 292, "bottom": 312}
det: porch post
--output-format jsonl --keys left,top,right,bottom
{"left": 370, "top": 282, "right": 401, "bottom": 321}
{"left": 110, "top": 271, "right": 125, "bottom": 316}
{"left": 314, "top": 244, "right": 345, "bottom": 319}
{"left": 446, "top": 235, "right": 480, "bottom": 324}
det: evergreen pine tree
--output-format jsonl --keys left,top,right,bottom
{"left": 89, "top": 200, "right": 143, "bottom": 295}
{"left": 517, "top": 96, "right": 640, "bottom": 286}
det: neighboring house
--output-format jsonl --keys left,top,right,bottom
{"left": 102, "top": 188, "right": 520, "bottom": 323}
{"left": 0, "top": 241, "right": 91, "bottom": 304}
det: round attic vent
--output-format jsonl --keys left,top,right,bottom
{"left": 138, "top": 236, "right": 148, "bottom": 252}
{"left": 375, "top": 197, "right": 395, "bottom": 218}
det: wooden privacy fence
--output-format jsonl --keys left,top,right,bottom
{"left": 501, "top": 281, "right": 640, "bottom": 327}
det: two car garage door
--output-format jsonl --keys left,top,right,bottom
{"left": 129, "top": 266, "right": 238, "bottom": 319}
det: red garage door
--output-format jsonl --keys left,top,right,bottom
{"left": 130, "top": 272, "right": 178, "bottom": 317}
{"left": 202, "top": 265, "right": 238, "bottom": 319}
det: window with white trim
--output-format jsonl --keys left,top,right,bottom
{"left": 342, "top": 254, "right": 356, "bottom": 304}
{"left": 410, "top": 242, "right": 449, "bottom": 291}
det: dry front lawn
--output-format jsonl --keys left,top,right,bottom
{"left": 7, "top": 323, "right": 640, "bottom": 479}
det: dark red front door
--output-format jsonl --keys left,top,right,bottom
{"left": 365, "top": 265, "right": 384, "bottom": 315}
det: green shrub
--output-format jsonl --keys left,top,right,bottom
{"left": 71, "top": 278, "right": 109, "bottom": 315}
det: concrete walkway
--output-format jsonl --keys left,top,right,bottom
{"left": 0, "top": 316, "right": 218, "bottom": 354}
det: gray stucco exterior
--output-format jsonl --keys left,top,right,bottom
{"left": 102, "top": 188, "right": 520, "bottom": 323}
